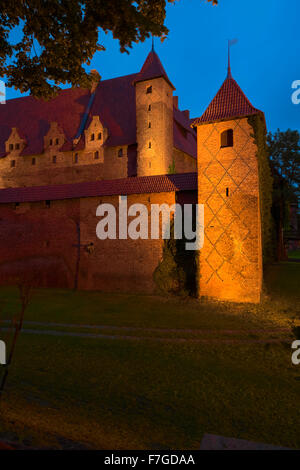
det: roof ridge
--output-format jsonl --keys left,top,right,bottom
{"left": 192, "top": 74, "right": 261, "bottom": 126}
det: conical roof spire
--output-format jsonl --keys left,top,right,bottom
{"left": 192, "top": 47, "right": 262, "bottom": 126}
{"left": 133, "top": 48, "right": 175, "bottom": 90}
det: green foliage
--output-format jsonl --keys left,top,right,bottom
{"left": 247, "top": 114, "right": 274, "bottom": 264}
{"left": 153, "top": 218, "right": 197, "bottom": 296}
{"left": 267, "top": 129, "right": 300, "bottom": 196}
{"left": 167, "top": 156, "right": 176, "bottom": 174}
{"left": 0, "top": 0, "right": 217, "bottom": 99}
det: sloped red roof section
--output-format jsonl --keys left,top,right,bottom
{"left": 173, "top": 107, "right": 197, "bottom": 159}
{"left": 192, "top": 76, "right": 261, "bottom": 125}
{"left": 86, "top": 73, "right": 138, "bottom": 148}
{"left": 133, "top": 50, "right": 175, "bottom": 90}
{"left": 0, "top": 172, "right": 197, "bottom": 204}
{"left": 0, "top": 88, "right": 90, "bottom": 157}
{"left": 0, "top": 52, "right": 197, "bottom": 160}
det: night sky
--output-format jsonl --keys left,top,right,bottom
{"left": 5, "top": 0, "right": 300, "bottom": 133}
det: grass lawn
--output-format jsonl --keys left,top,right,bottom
{"left": 288, "top": 250, "right": 300, "bottom": 260}
{"left": 0, "top": 262, "right": 299, "bottom": 449}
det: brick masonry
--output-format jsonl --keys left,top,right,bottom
{"left": 196, "top": 117, "right": 262, "bottom": 303}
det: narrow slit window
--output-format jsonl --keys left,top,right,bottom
{"left": 94, "top": 151, "right": 99, "bottom": 160}
{"left": 148, "top": 142, "right": 151, "bottom": 149}
{"left": 226, "top": 188, "right": 229, "bottom": 197}
{"left": 148, "top": 104, "right": 151, "bottom": 111}
{"left": 98, "top": 132, "right": 102, "bottom": 140}
{"left": 221, "top": 129, "right": 233, "bottom": 148}
{"left": 49, "top": 139, "right": 53, "bottom": 146}
{"left": 52, "top": 155, "right": 57, "bottom": 163}
{"left": 11, "top": 160, "right": 16, "bottom": 168}
{"left": 148, "top": 122, "right": 151, "bottom": 128}
{"left": 55, "top": 138, "right": 59, "bottom": 145}
{"left": 118, "top": 148, "right": 123, "bottom": 157}
{"left": 91, "top": 133, "right": 95, "bottom": 141}
{"left": 9, "top": 144, "right": 13, "bottom": 151}
{"left": 32, "top": 157, "right": 36, "bottom": 165}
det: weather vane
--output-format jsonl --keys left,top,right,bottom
{"left": 227, "top": 38, "right": 238, "bottom": 78}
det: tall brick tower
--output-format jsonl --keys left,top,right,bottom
{"left": 193, "top": 60, "right": 264, "bottom": 303}
{"left": 134, "top": 48, "right": 175, "bottom": 176}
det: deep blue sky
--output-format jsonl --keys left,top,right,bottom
{"left": 6, "top": 0, "right": 300, "bottom": 133}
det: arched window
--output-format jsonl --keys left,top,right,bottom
{"left": 221, "top": 129, "right": 233, "bottom": 148}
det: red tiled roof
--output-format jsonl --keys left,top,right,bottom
{"left": 173, "top": 107, "right": 197, "bottom": 159}
{"left": 0, "top": 52, "right": 196, "bottom": 160}
{"left": 133, "top": 50, "right": 175, "bottom": 90}
{"left": 0, "top": 88, "right": 91, "bottom": 157}
{"left": 192, "top": 76, "right": 261, "bottom": 126}
{"left": 87, "top": 73, "right": 138, "bottom": 148}
{"left": 0, "top": 172, "right": 197, "bottom": 204}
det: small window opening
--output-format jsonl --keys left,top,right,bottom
{"left": 226, "top": 187, "right": 229, "bottom": 197}
{"left": 118, "top": 148, "right": 123, "bottom": 158}
{"left": 14, "top": 202, "right": 20, "bottom": 209}
{"left": 9, "top": 144, "right": 13, "bottom": 151}
{"left": 45, "top": 200, "right": 51, "bottom": 208}
{"left": 91, "top": 133, "right": 95, "bottom": 141}
{"left": 148, "top": 104, "right": 151, "bottom": 111}
{"left": 52, "top": 155, "right": 57, "bottom": 163}
{"left": 32, "top": 157, "right": 36, "bottom": 165}
{"left": 148, "top": 142, "right": 151, "bottom": 149}
{"left": 221, "top": 129, "right": 233, "bottom": 148}
{"left": 146, "top": 86, "right": 152, "bottom": 94}
{"left": 94, "top": 151, "right": 99, "bottom": 160}
{"left": 11, "top": 160, "right": 16, "bottom": 168}
{"left": 15, "top": 143, "right": 20, "bottom": 150}
{"left": 49, "top": 139, "right": 53, "bottom": 146}
{"left": 148, "top": 122, "right": 151, "bottom": 128}
{"left": 55, "top": 138, "right": 59, "bottom": 145}
{"left": 74, "top": 153, "right": 79, "bottom": 164}
{"left": 98, "top": 132, "right": 102, "bottom": 140}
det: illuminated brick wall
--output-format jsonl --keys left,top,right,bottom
{"left": 196, "top": 117, "right": 262, "bottom": 303}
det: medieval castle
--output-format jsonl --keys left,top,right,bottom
{"left": 0, "top": 48, "right": 265, "bottom": 303}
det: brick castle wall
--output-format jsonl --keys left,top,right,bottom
{"left": 0, "top": 191, "right": 176, "bottom": 293}
{"left": 196, "top": 117, "right": 262, "bottom": 303}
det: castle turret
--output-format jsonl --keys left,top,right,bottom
{"left": 193, "top": 59, "right": 264, "bottom": 303}
{"left": 134, "top": 48, "right": 174, "bottom": 176}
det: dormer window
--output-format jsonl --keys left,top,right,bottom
{"left": 91, "top": 133, "right": 95, "bottom": 141}
{"left": 221, "top": 129, "right": 233, "bottom": 148}
{"left": 15, "top": 143, "right": 20, "bottom": 150}
{"left": 146, "top": 86, "right": 152, "bottom": 94}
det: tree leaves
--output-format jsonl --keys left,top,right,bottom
{"left": 0, "top": 0, "right": 218, "bottom": 99}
